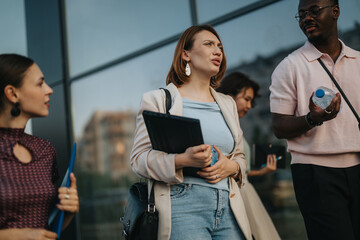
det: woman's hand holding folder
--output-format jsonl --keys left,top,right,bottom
{"left": 196, "top": 145, "right": 240, "bottom": 184}
{"left": 174, "top": 144, "right": 212, "bottom": 170}
{"left": 56, "top": 173, "right": 79, "bottom": 213}
{"left": 174, "top": 144, "right": 240, "bottom": 183}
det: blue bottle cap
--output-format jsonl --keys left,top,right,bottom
{"left": 315, "top": 89, "right": 325, "bottom": 98}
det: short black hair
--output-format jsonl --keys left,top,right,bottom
{"left": 216, "top": 72, "right": 260, "bottom": 107}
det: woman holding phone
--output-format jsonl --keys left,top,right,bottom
{"left": 217, "top": 71, "right": 280, "bottom": 240}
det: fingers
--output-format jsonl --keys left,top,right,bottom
{"left": 59, "top": 173, "right": 77, "bottom": 195}
{"left": 206, "top": 173, "right": 222, "bottom": 184}
{"left": 188, "top": 144, "right": 212, "bottom": 167}
{"left": 263, "top": 154, "right": 277, "bottom": 173}
{"left": 57, "top": 193, "right": 79, "bottom": 213}
{"left": 197, "top": 170, "right": 222, "bottom": 183}
{"left": 69, "top": 173, "right": 77, "bottom": 189}
{"left": 26, "top": 229, "right": 57, "bottom": 240}
{"left": 197, "top": 149, "right": 226, "bottom": 182}
{"left": 334, "top": 93, "right": 341, "bottom": 112}
{"left": 192, "top": 144, "right": 211, "bottom": 153}
{"left": 57, "top": 191, "right": 78, "bottom": 204}
{"left": 44, "top": 230, "right": 58, "bottom": 239}
{"left": 58, "top": 174, "right": 79, "bottom": 213}
{"left": 57, "top": 202, "right": 79, "bottom": 213}
{"left": 58, "top": 187, "right": 77, "bottom": 195}
{"left": 324, "top": 94, "right": 341, "bottom": 119}
{"left": 267, "top": 154, "right": 276, "bottom": 164}
{"left": 308, "top": 92, "right": 318, "bottom": 110}
{"left": 310, "top": 92, "right": 341, "bottom": 122}
{"left": 212, "top": 145, "right": 220, "bottom": 154}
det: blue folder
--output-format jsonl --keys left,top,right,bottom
{"left": 48, "top": 142, "right": 77, "bottom": 239}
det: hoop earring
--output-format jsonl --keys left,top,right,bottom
{"left": 11, "top": 102, "right": 20, "bottom": 117}
{"left": 185, "top": 62, "right": 191, "bottom": 76}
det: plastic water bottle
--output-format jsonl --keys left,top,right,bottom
{"left": 312, "top": 86, "right": 336, "bottom": 109}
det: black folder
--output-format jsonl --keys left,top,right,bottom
{"left": 142, "top": 110, "right": 204, "bottom": 177}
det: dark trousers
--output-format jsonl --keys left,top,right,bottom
{"left": 291, "top": 164, "right": 360, "bottom": 240}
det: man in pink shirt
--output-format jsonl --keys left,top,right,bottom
{"left": 270, "top": 0, "right": 360, "bottom": 239}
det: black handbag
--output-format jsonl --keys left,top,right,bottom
{"left": 121, "top": 88, "right": 172, "bottom": 239}
{"left": 121, "top": 182, "right": 158, "bottom": 240}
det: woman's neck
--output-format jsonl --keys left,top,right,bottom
{"left": 178, "top": 75, "right": 214, "bottom": 102}
{"left": 0, "top": 111, "right": 29, "bottom": 129}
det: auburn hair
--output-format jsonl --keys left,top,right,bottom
{"left": 166, "top": 25, "right": 227, "bottom": 88}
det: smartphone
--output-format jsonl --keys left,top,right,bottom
{"left": 261, "top": 156, "right": 282, "bottom": 168}
{"left": 211, "top": 146, "right": 218, "bottom": 166}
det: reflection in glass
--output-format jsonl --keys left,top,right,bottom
{"left": 213, "top": 1, "right": 360, "bottom": 239}
{"left": 0, "top": 0, "right": 27, "bottom": 55}
{"left": 197, "top": 0, "right": 258, "bottom": 24}
{"left": 71, "top": 44, "right": 175, "bottom": 239}
{"left": 1, "top": 0, "right": 42, "bottom": 134}
{"left": 68, "top": 0, "right": 360, "bottom": 238}
{"left": 65, "top": 0, "right": 191, "bottom": 77}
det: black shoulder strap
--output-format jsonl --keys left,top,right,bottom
{"left": 147, "top": 183, "right": 156, "bottom": 213}
{"left": 317, "top": 58, "right": 360, "bottom": 131}
{"left": 159, "top": 88, "right": 172, "bottom": 114}
{"left": 146, "top": 88, "right": 172, "bottom": 209}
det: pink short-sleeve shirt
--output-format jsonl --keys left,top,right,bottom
{"left": 270, "top": 40, "right": 360, "bottom": 168}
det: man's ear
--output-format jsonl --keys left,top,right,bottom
{"left": 4, "top": 85, "right": 19, "bottom": 104}
{"left": 182, "top": 50, "right": 190, "bottom": 62}
{"left": 333, "top": 5, "right": 340, "bottom": 20}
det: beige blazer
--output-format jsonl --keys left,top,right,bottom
{"left": 130, "top": 83, "right": 252, "bottom": 240}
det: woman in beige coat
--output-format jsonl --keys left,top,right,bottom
{"left": 130, "top": 25, "right": 252, "bottom": 240}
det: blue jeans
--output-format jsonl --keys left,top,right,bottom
{"left": 170, "top": 183, "right": 245, "bottom": 240}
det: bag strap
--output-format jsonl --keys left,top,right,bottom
{"left": 146, "top": 88, "right": 172, "bottom": 213}
{"left": 147, "top": 184, "right": 156, "bottom": 213}
{"left": 159, "top": 88, "right": 172, "bottom": 114}
{"left": 317, "top": 58, "right": 360, "bottom": 131}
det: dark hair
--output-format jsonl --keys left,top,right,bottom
{"left": 166, "top": 25, "right": 227, "bottom": 88}
{"left": 0, "top": 54, "right": 34, "bottom": 110}
{"left": 216, "top": 72, "right": 260, "bottom": 107}
{"left": 331, "top": 0, "right": 339, "bottom": 5}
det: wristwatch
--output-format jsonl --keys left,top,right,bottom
{"left": 305, "top": 112, "right": 323, "bottom": 127}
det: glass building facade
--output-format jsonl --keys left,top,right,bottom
{"left": 1, "top": 0, "right": 360, "bottom": 239}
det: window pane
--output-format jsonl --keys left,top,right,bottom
{"left": 0, "top": 0, "right": 29, "bottom": 130}
{"left": 216, "top": 0, "right": 360, "bottom": 78}
{"left": 71, "top": 43, "right": 175, "bottom": 239}
{"left": 217, "top": 1, "right": 304, "bottom": 69}
{"left": 197, "top": 0, "right": 258, "bottom": 24}
{"left": 32, "top": 84, "right": 70, "bottom": 177}
{"left": 0, "top": 0, "right": 27, "bottom": 55}
{"left": 214, "top": 1, "right": 360, "bottom": 239}
{"left": 25, "top": 0, "right": 64, "bottom": 85}
{"left": 66, "top": 0, "right": 191, "bottom": 77}
{"left": 214, "top": 3, "right": 306, "bottom": 236}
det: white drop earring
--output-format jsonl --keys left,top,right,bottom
{"left": 185, "top": 62, "right": 191, "bottom": 76}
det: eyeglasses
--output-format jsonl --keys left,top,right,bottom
{"left": 295, "top": 4, "right": 335, "bottom": 22}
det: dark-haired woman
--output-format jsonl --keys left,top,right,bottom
{"left": 130, "top": 25, "right": 252, "bottom": 240}
{"left": 0, "top": 54, "right": 79, "bottom": 240}
{"left": 217, "top": 72, "right": 281, "bottom": 240}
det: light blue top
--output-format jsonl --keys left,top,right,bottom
{"left": 181, "top": 97, "right": 234, "bottom": 191}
